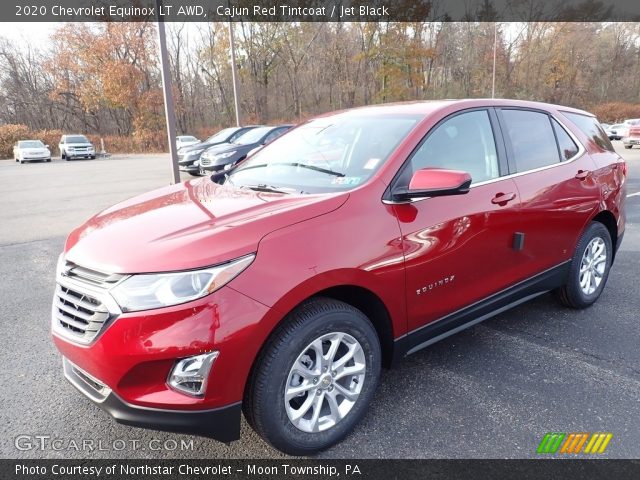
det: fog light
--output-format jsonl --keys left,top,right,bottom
{"left": 168, "top": 352, "right": 219, "bottom": 397}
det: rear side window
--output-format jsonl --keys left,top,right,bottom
{"left": 563, "top": 112, "right": 614, "bottom": 152}
{"left": 264, "top": 128, "right": 287, "bottom": 144}
{"left": 501, "top": 109, "right": 560, "bottom": 172}
{"left": 551, "top": 119, "right": 579, "bottom": 160}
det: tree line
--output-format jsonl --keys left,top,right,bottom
{"left": 1, "top": 22, "right": 639, "bottom": 154}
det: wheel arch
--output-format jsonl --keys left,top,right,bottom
{"left": 590, "top": 210, "right": 618, "bottom": 261}
{"left": 314, "top": 285, "right": 396, "bottom": 368}
{"left": 243, "top": 283, "right": 398, "bottom": 407}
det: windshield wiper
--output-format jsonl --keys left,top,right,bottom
{"left": 235, "top": 163, "right": 345, "bottom": 177}
{"left": 243, "top": 184, "right": 293, "bottom": 194}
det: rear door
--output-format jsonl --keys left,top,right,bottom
{"left": 390, "top": 108, "right": 525, "bottom": 332}
{"left": 496, "top": 108, "right": 600, "bottom": 277}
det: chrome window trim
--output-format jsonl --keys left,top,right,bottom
{"left": 383, "top": 112, "right": 586, "bottom": 205}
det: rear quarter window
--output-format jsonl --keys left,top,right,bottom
{"left": 551, "top": 118, "right": 579, "bottom": 160}
{"left": 563, "top": 112, "right": 614, "bottom": 152}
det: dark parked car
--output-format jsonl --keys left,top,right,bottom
{"left": 199, "top": 125, "right": 293, "bottom": 175}
{"left": 52, "top": 100, "right": 625, "bottom": 455}
{"left": 178, "top": 126, "right": 260, "bottom": 176}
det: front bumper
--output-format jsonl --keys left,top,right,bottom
{"left": 179, "top": 163, "right": 200, "bottom": 173}
{"left": 63, "top": 357, "right": 241, "bottom": 442}
{"left": 53, "top": 283, "right": 271, "bottom": 438}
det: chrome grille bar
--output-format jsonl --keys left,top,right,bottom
{"left": 53, "top": 261, "right": 124, "bottom": 345}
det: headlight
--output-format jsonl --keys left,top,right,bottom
{"left": 111, "top": 254, "right": 255, "bottom": 312}
{"left": 213, "top": 151, "right": 236, "bottom": 160}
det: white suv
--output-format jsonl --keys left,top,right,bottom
{"left": 59, "top": 135, "right": 96, "bottom": 160}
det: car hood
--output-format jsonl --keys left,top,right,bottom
{"left": 202, "top": 142, "right": 247, "bottom": 155}
{"left": 180, "top": 141, "right": 222, "bottom": 153}
{"left": 20, "top": 148, "right": 49, "bottom": 154}
{"left": 64, "top": 178, "right": 348, "bottom": 273}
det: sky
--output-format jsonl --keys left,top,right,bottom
{"left": 1, "top": 22, "right": 59, "bottom": 48}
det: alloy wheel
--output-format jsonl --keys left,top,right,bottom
{"left": 284, "top": 332, "right": 366, "bottom": 433}
{"left": 579, "top": 237, "right": 607, "bottom": 295}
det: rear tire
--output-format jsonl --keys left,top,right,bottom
{"left": 556, "top": 222, "right": 612, "bottom": 309}
{"left": 244, "top": 297, "right": 381, "bottom": 455}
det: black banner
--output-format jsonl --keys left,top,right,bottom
{"left": 4, "top": 459, "right": 640, "bottom": 480}
{"left": 3, "top": 0, "right": 640, "bottom": 22}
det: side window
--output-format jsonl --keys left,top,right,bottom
{"left": 408, "top": 110, "right": 499, "bottom": 184}
{"left": 265, "top": 128, "right": 286, "bottom": 144}
{"left": 501, "top": 109, "right": 559, "bottom": 172}
{"left": 562, "top": 112, "right": 614, "bottom": 152}
{"left": 551, "top": 118, "right": 579, "bottom": 160}
{"left": 229, "top": 130, "right": 246, "bottom": 142}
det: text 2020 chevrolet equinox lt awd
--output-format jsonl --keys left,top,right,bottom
{"left": 52, "top": 100, "right": 625, "bottom": 455}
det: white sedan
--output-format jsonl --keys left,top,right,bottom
{"left": 14, "top": 140, "right": 51, "bottom": 163}
{"left": 176, "top": 135, "right": 200, "bottom": 150}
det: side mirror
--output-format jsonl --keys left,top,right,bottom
{"left": 392, "top": 168, "right": 472, "bottom": 202}
{"left": 45, "top": 144, "right": 50, "bottom": 148}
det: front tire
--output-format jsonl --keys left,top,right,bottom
{"left": 244, "top": 298, "right": 381, "bottom": 455}
{"left": 556, "top": 222, "right": 612, "bottom": 309}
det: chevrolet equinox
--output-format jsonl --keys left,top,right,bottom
{"left": 52, "top": 99, "right": 626, "bottom": 455}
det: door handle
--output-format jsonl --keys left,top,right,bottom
{"left": 491, "top": 192, "right": 517, "bottom": 205}
{"left": 575, "top": 170, "right": 590, "bottom": 180}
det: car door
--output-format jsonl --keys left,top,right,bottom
{"left": 390, "top": 108, "right": 525, "bottom": 332}
{"left": 496, "top": 108, "right": 600, "bottom": 278}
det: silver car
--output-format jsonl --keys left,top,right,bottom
{"left": 14, "top": 140, "right": 51, "bottom": 163}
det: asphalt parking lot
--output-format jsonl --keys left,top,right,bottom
{"left": 0, "top": 146, "right": 639, "bottom": 459}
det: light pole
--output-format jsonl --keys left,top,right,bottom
{"left": 155, "top": 0, "right": 180, "bottom": 184}
{"left": 228, "top": 22, "right": 241, "bottom": 127}
{"left": 492, "top": 22, "right": 498, "bottom": 98}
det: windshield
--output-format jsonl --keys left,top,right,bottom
{"left": 67, "top": 136, "right": 89, "bottom": 144}
{"left": 19, "top": 141, "right": 44, "bottom": 148}
{"left": 226, "top": 114, "right": 421, "bottom": 194}
{"left": 206, "top": 128, "right": 237, "bottom": 143}
{"left": 233, "top": 127, "right": 272, "bottom": 145}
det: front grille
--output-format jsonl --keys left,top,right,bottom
{"left": 53, "top": 261, "right": 124, "bottom": 344}
{"left": 200, "top": 156, "right": 212, "bottom": 167}
{"left": 62, "top": 261, "right": 123, "bottom": 287}
{"left": 53, "top": 285, "right": 110, "bottom": 343}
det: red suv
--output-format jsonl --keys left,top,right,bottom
{"left": 52, "top": 100, "right": 626, "bottom": 455}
